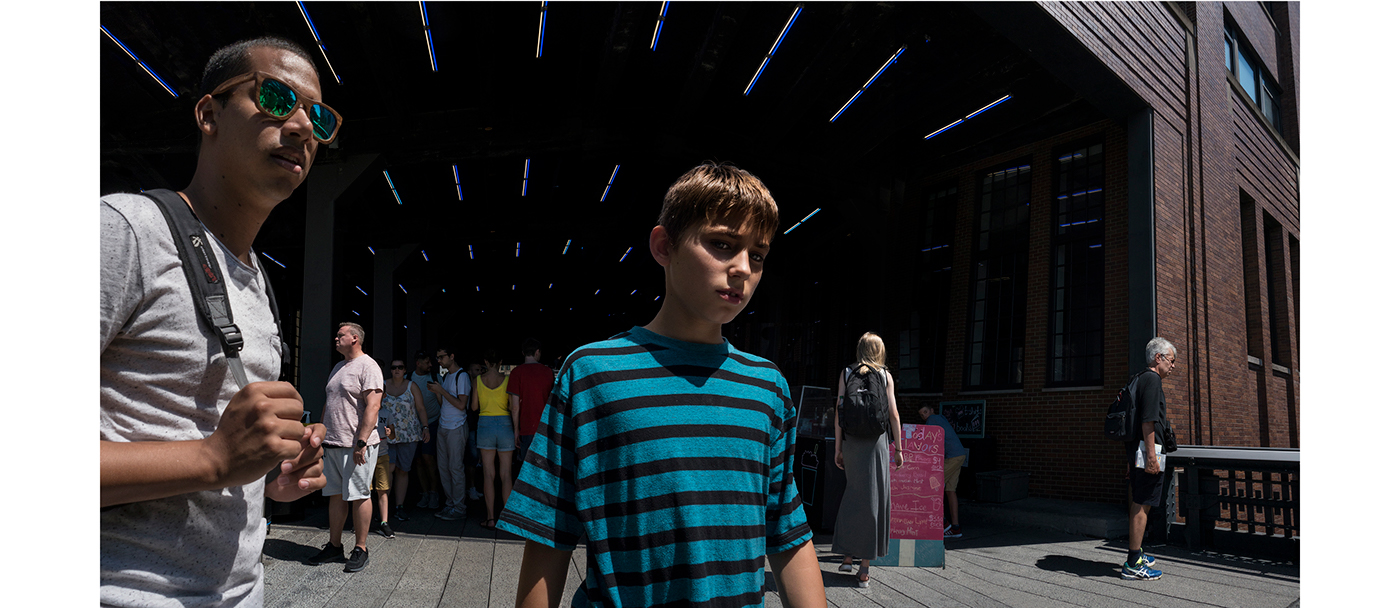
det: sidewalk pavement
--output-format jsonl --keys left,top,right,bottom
{"left": 262, "top": 497, "right": 1299, "bottom": 608}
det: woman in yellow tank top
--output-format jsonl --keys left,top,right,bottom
{"left": 470, "top": 350, "right": 514, "bottom": 528}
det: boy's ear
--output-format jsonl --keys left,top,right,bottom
{"left": 648, "top": 225, "right": 672, "bottom": 267}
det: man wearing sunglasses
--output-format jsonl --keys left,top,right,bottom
{"left": 101, "top": 37, "right": 339, "bottom": 606}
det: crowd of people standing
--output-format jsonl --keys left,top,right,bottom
{"left": 305, "top": 332, "right": 557, "bottom": 571}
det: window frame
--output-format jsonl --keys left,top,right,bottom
{"left": 1044, "top": 138, "right": 1106, "bottom": 388}
{"left": 1225, "top": 22, "right": 1283, "bottom": 131}
{"left": 903, "top": 182, "right": 958, "bottom": 393}
{"left": 963, "top": 157, "right": 1033, "bottom": 391}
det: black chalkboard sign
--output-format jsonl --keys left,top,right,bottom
{"left": 939, "top": 400, "right": 986, "bottom": 439}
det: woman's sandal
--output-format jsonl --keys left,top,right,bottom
{"left": 839, "top": 563, "right": 854, "bottom": 573}
{"left": 856, "top": 567, "right": 870, "bottom": 588}
{"left": 479, "top": 519, "right": 497, "bottom": 529}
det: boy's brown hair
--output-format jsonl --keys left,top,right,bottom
{"left": 657, "top": 162, "right": 780, "bottom": 245}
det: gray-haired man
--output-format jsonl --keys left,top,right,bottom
{"left": 1123, "top": 337, "right": 1177, "bottom": 580}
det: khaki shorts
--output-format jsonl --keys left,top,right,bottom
{"left": 372, "top": 454, "right": 392, "bottom": 492}
{"left": 945, "top": 455, "right": 966, "bottom": 492}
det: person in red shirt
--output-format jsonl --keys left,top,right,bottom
{"left": 508, "top": 338, "right": 556, "bottom": 453}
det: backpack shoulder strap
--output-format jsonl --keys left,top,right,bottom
{"left": 142, "top": 189, "right": 256, "bottom": 388}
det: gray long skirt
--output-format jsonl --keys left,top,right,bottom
{"left": 830, "top": 432, "right": 890, "bottom": 560}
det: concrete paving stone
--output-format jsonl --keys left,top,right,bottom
{"left": 260, "top": 510, "right": 1298, "bottom": 608}
{"left": 440, "top": 537, "right": 496, "bottom": 608}
{"left": 874, "top": 564, "right": 996, "bottom": 608}
{"left": 561, "top": 546, "right": 586, "bottom": 603}
{"left": 382, "top": 536, "right": 460, "bottom": 608}
{"left": 955, "top": 549, "right": 1169, "bottom": 607}
{"left": 263, "top": 524, "right": 323, "bottom": 593}
{"left": 267, "top": 549, "right": 351, "bottom": 608}
{"left": 324, "top": 534, "right": 421, "bottom": 608}
{"left": 897, "top": 563, "right": 1017, "bottom": 608}
{"left": 956, "top": 544, "right": 1294, "bottom": 608}
{"left": 1081, "top": 544, "right": 1298, "bottom": 597}
{"left": 488, "top": 538, "right": 526, "bottom": 608}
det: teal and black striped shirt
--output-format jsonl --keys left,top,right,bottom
{"left": 497, "top": 326, "right": 812, "bottom": 608}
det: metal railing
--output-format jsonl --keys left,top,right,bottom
{"left": 1164, "top": 446, "right": 1299, "bottom": 561}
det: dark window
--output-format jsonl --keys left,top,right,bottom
{"left": 1261, "top": 79, "right": 1281, "bottom": 130}
{"left": 1046, "top": 143, "right": 1105, "bottom": 386}
{"left": 904, "top": 185, "right": 956, "bottom": 392}
{"left": 1226, "top": 24, "right": 1283, "bottom": 131}
{"left": 1289, "top": 235, "right": 1300, "bottom": 358}
{"left": 965, "top": 161, "right": 1030, "bottom": 390}
{"left": 1224, "top": 27, "right": 1236, "bottom": 72}
{"left": 1264, "top": 216, "right": 1289, "bottom": 366}
{"left": 1237, "top": 45, "right": 1259, "bottom": 103}
{"left": 1239, "top": 196, "right": 1264, "bottom": 360}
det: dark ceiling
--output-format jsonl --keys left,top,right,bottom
{"left": 100, "top": 1, "right": 1104, "bottom": 360}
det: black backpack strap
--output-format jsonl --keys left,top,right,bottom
{"left": 142, "top": 189, "right": 259, "bottom": 388}
{"left": 250, "top": 252, "right": 290, "bottom": 369}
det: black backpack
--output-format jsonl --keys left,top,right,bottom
{"left": 1103, "top": 371, "right": 1148, "bottom": 442}
{"left": 840, "top": 364, "right": 890, "bottom": 438}
{"left": 142, "top": 189, "right": 289, "bottom": 388}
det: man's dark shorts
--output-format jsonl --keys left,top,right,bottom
{"left": 1128, "top": 466, "right": 1164, "bottom": 506}
{"left": 416, "top": 421, "right": 439, "bottom": 459}
{"left": 1125, "top": 442, "right": 1165, "bottom": 506}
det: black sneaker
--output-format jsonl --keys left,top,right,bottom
{"left": 374, "top": 521, "right": 395, "bottom": 539}
{"left": 344, "top": 546, "right": 369, "bottom": 573}
{"left": 394, "top": 506, "right": 409, "bottom": 522}
{"left": 308, "top": 542, "right": 345, "bottom": 565}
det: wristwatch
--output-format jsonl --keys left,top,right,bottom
{"left": 355, "top": 439, "right": 367, "bottom": 449}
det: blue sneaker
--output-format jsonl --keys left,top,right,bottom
{"left": 1140, "top": 553, "right": 1156, "bottom": 567}
{"left": 1121, "top": 558, "right": 1162, "bottom": 580}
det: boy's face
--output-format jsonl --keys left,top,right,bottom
{"left": 663, "top": 215, "right": 770, "bottom": 327}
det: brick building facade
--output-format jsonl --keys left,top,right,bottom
{"left": 729, "top": 2, "right": 1301, "bottom": 504}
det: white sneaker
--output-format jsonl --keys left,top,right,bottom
{"left": 468, "top": 488, "right": 484, "bottom": 501}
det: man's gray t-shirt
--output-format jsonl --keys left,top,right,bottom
{"left": 410, "top": 371, "right": 442, "bottom": 423}
{"left": 100, "top": 193, "right": 283, "bottom": 607}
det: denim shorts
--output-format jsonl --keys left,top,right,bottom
{"left": 476, "top": 415, "right": 515, "bottom": 451}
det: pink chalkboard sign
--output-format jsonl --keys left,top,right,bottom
{"left": 871, "top": 423, "right": 946, "bottom": 567}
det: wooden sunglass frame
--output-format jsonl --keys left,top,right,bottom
{"left": 208, "top": 71, "right": 342, "bottom": 143}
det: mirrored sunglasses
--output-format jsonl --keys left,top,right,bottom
{"left": 209, "top": 71, "right": 341, "bottom": 143}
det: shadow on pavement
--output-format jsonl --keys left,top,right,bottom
{"left": 1091, "top": 541, "right": 1299, "bottom": 581}
{"left": 1035, "top": 554, "right": 1120, "bottom": 578}
{"left": 262, "top": 538, "right": 320, "bottom": 564}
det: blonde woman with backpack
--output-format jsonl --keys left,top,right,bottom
{"left": 832, "top": 332, "right": 904, "bottom": 588}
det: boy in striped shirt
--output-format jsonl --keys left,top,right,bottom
{"left": 497, "top": 163, "right": 825, "bottom": 608}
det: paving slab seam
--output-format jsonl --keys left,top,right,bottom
{"left": 892, "top": 565, "right": 1012, "bottom": 608}
{"left": 867, "top": 566, "right": 969, "bottom": 607}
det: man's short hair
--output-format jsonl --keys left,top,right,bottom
{"left": 437, "top": 346, "right": 457, "bottom": 360}
{"left": 1146, "top": 337, "right": 1175, "bottom": 366}
{"left": 199, "top": 36, "right": 318, "bottom": 99}
{"left": 522, "top": 338, "right": 541, "bottom": 357}
{"left": 656, "top": 162, "right": 780, "bottom": 245}
{"left": 414, "top": 350, "right": 431, "bottom": 362}
{"left": 339, "top": 322, "right": 365, "bottom": 344}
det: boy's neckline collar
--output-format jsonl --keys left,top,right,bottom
{"left": 630, "top": 325, "right": 731, "bottom": 351}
